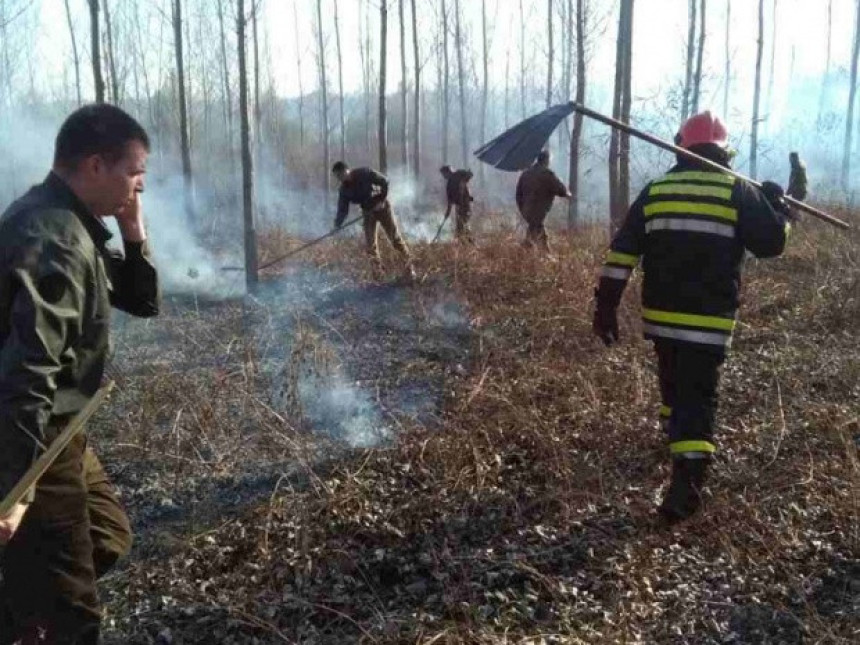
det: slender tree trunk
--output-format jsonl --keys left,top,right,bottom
{"left": 294, "top": 0, "right": 305, "bottom": 149}
{"left": 766, "top": 0, "right": 777, "bottom": 123}
{"left": 609, "top": 0, "right": 633, "bottom": 230}
{"left": 411, "top": 0, "right": 420, "bottom": 175}
{"left": 217, "top": 0, "right": 234, "bottom": 169}
{"left": 64, "top": 0, "right": 82, "bottom": 106}
{"left": 441, "top": 0, "right": 449, "bottom": 162}
{"left": 842, "top": 0, "right": 860, "bottom": 189}
{"left": 335, "top": 0, "right": 346, "bottom": 161}
{"left": 750, "top": 0, "right": 764, "bottom": 179}
{"left": 568, "top": 0, "right": 586, "bottom": 227}
{"left": 253, "top": 1, "right": 262, "bottom": 171}
{"left": 102, "top": 0, "right": 119, "bottom": 104}
{"left": 316, "top": 0, "right": 330, "bottom": 192}
{"left": 88, "top": 0, "right": 105, "bottom": 102}
{"left": 379, "top": 0, "right": 388, "bottom": 173}
{"left": 504, "top": 45, "right": 510, "bottom": 129}
{"left": 691, "top": 0, "right": 705, "bottom": 115}
{"left": 619, "top": 0, "right": 633, "bottom": 217}
{"left": 237, "top": 0, "right": 257, "bottom": 291}
{"left": 173, "top": 0, "right": 194, "bottom": 223}
{"left": 546, "top": 0, "right": 553, "bottom": 107}
{"left": 398, "top": 0, "right": 408, "bottom": 169}
{"left": 480, "top": 0, "right": 488, "bottom": 182}
{"left": 723, "top": 0, "right": 730, "bottom": 117}
{"left": 519, "top": 0, "right": 526, "bottom": 118}
{"left": 454, "top": 0, "right": 468, "bottom": 167}
{"left": 681, "top": 0, "right": 695, "bottom": 119}
{"left": 818, "top": 0, "right": 832, "bottom": 122}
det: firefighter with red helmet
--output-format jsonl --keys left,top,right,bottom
{"left": 592, "top": 111, "right": 792, "bottom": 523}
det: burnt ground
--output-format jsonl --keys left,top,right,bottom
{"left": 94, "top": 262, "right": 472, "bottom": 637}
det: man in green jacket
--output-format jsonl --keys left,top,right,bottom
{"left": 0, "top": 104, "right": 160, "bottom": 643}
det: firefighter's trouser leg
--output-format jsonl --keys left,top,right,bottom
{"left": 0, "top": 427, "right": 132, "bottom": 644}
{"left": 654, "top": 340, "right": 725, "bottom": 456}
{"left": 363, "top": 201, "right": 411, "bottom": 264}
{"left": 454, "top": 205, "right": 473, "bottom": 242}
{"left": 523, "top": 216, "right": 550, "bottom": 252}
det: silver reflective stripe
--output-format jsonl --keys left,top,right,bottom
{"left": 646, "top": 218, "right": 736, "bottom": 238}
{"left": 643, "top": 323, "right": 731, "bottom": 347}
{"left": 601, "top": 266, "right": 632, "bottom": 280}
{"left": 678, "top": 452, "right": 711, "bottom": 460}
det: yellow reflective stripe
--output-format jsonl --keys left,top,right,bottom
{"left": 784, "top": 221, "right": 792, "bottom": 238}
{"left": 606, "top": 251, "right": 640, "bottom": 267}
{"left": 654, "top": 171, "right": 735, "bottom": 185}
{"left": 649, "top": 183, "right": 733, "bottom": 200}
{"left": 643, "top": 308, "right": 736, "bottom": 332}
{"left": 644, "top": 201, "right": 738, "bottom": 223}
{"left": 659, "top": 405, "right": 672, "bottom": 418}
{"left": 670, "top": 440, "right": 717, "bottom": 454}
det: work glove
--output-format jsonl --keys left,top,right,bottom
{"left": 760, "top": 180, "right": 791, "bottom": 217}
{"left": 592, "top": 288, "right": 620, "bottom": 347}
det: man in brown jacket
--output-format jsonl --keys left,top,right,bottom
{"left": 440, "top": 165, "right": 475, "bottom": 242}
{"left": 0, "top": 104, "right": 160, "bottom": 643}
{"left": 515, "top": 150, "right": 571, "bottom": 252}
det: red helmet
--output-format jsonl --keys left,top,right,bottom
{"left": 677, "top": 111, "right": 729, "bottom": 149}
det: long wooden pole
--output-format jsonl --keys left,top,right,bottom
{"left": 568, "top": 102, "right": 850, "bottom": 230}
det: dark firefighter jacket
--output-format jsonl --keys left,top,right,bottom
{"left": 788, "top": 162, "right": 808, "bottom": 201}
{"left": 335, "top": 167, "right": 389, "bottom": 227}
{"left": 0, "top": 172, "right": 160, "bottom": 500}
{"left": 446, "top": 170, "right": 474, "bottom": 208}
{"left": 597, "top": 160, "right": 790, "bottom": 354}
{"left": 515, "top": 165, "right": 568, "bottom": 223}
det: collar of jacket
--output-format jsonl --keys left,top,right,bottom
{"left": 43, "top": 171, "right": 113, "bottom": 250}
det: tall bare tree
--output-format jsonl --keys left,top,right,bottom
{"left": 88, "top": 0, "right": 105, "bottom": 102}
{"left": 568, "top": 0, "right": 586, "bottom": 227}
{"left": 237, "top": 0, "right": 257, "bottom": 291}
{"left": 335, "top": 0, "right": 346, "bottom": 161}
{"left": 252, "top": 1, "right": 262, "bottom": 172}
{"left": 842, "top": 0, "right": 860, "bottom": 189}
{"left": 217, "top": 0, "right": 234, "bottom": 157}
{"left": 410, "top": 0, "right": 421, "bottom": 174}
{"left": 479, "top": 0, "right": 489, "bottom": 182}
{"left": 454, "top": 0, "right": 468, "bottom": 166}
{"left": 691, "top": 0, "right": 705, "bottom": 115}
{"left": 294, "top": 0, "right": 305, "bottom": 149}
{"left": 519, "top": 0, "right": 526, "bottom": 118}
{"left": 546, "top": 0, "right": 553, "bottom": 107}
{"left": 681, "top": 0, "right": 696, "bottom": 119}
{"left": 765, "top": 0, "right": 777, "bottom": 122}
{"left": 173, "top": 0, "right": 194, "bottom": 222}
{"left": 750, "top": 0, "right": 764, "bottom": 179}
{"left": 608, "top": 0, "right": 633, "bottom": 230}
{"left": 399, "top": 0, "right": 408, "bottom": 168}
{"left": 723, "top": 0, "right": 730, "bottom": 118}
{"left": 102, "top": 0, "right": 119, "bottom": 103}
{"left": 316, "top": 0, "right": 330, "bottom": 191}
{"left": 441, "top": 0, "right": 450, "bottom": 162}
{"left": 818, "top": 0, "right": 833, "bottom": 122}
{"left": 64, "top": 0, "right": 82, "bottom": 106}
{"left": 379, "top": 0, "right": 388, "bottom": 172}
{"left": 504, "top": 45, "right": 511, "bottom": 128}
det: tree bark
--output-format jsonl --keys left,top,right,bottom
{"left": 766, "top": 0, "right": 777, "bottom": 123}
{"left": 568, "top": 0, "right": 586, "bottom": 228}
{"left": 379, "top": 0, "right": 388, "bottom": 173}
{"left": 691, "top": 0, "right": 705, "bottom": 115}
{"left": 842, "top": 0, "right": 860, "bottom": 189}
{"left": 454, "top": 0, "right": 468, "bottom": 167}
{"left": 410, "top": 0, "right": 421, "bottom": 175}
{"left": 294, "top": 0, "right": 305, "bottom": 149}
{"left": 609, "top": 0, "right": 633, "bottom": 231}
{"left": 102, "top": 0, "right": 119, "bottom": 104}
{"left": 519, "top": 0, "right": 526, "bottom": 118}
{"left": 252, "top": 1, "right": 263, "bottom": 172}
{"left": 441, "top": 0, "right": 450, "bottom": 163}
{"left": 316, "top": 0, "right": 330, "bottom": 191}
{"left": 818, "top": 0, "right": 832, "bottom": 122}
{"left": 546, "top": 0, "right": 553, "bottom": 107}
{"left": 237, "top": 0, "right": 258, "bottom": 291}
{"left": 399, "top": 0, "right": 408, "bottom": 169}
{"left": 217, "top": 0, "right": 234, "bottom": 168}
{"left": 750, "top": 0, "right": 764, "bottom": 179}
{"left": 173, "top": 0, "right": 194, "bottom": 223}
{"left": 64, "top": 0, "right": 82, "bottom": 106}
{"left": 335, "top": 0, "right": 346, "bottom": 161}
{"left": 681, "top": 0, "right": 695, "bottom": 119}
{"left": 480, "top": 0, "right": 488, "bottom": 182}
{"left": 723, "top": 0, "right": 730, "bottom": 118}
{"left": 88, "top": 0, "right": 105, "bottom": 103}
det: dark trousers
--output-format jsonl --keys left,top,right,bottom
{"left": 362, "top": 201, "right": 411, "bottom": 263}
{"left": 522, "top": 214, "right": 550, "bottom": 252}
{"left": 454, "top": 204, "right": 473, "bottom": 242}
{"left": 0, "top": 431, "right": 131, "bottom": 644}
{"left": 655, "top": 340, "right": 725, "bottom": 456}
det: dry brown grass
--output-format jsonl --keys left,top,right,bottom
{"left": 103, "top": 211, "right": 859, "bottom": 644}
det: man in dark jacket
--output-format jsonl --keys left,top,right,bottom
{"left": 332, "top": 161, "right": 415, "bottom": 280}
{"left": 440, "top": 165, "right": 475, "bottom": 242}
{"left": 787, "top": 151, "right": 808, "bottom": 201}
{"left": 515, "top": 150, "right": 571, "bottom": 252}
{"left": 0, "top": 104, "right": 160, "bottom": 643}
{"left": 592, "top": 111, "right": 790, "bottom": 524}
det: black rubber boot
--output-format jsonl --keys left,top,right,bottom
{"left": 658, "top": 457, "right": 709, "bottom": 524}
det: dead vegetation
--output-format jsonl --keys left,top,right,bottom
{"left": 99, "top": 211, "right": 859, "bottom": 644}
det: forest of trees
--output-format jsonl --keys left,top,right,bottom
{"left": 1, "top": 0, "right": 860, "bottom": 286}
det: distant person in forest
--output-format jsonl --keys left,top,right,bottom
{"left": 332, "top": 161, "right": 416, "bottom": 281}
{"left": 592, "top": 111, "right": 791, "bottom": 524}
{"left": 0, "top": 104, "right": 160, "bottom": 643}
{"left": 787, "top": 151, "right": 808, "bottom": 202}
{"left": 515, "top": 150, "right": 571, "bottom": 253}
{"left": 440, "top": 165, "right": 475, "bottom": 243}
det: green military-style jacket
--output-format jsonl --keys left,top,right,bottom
{"left": 0, "top": 172, "right": 160, "bottom": 500}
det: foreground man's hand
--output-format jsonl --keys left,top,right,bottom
{"left": 0, "top": 503, "right": 29, "bottom": 545}
{"left": 116, "top": 191, "right": 147, "bottom": 242}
